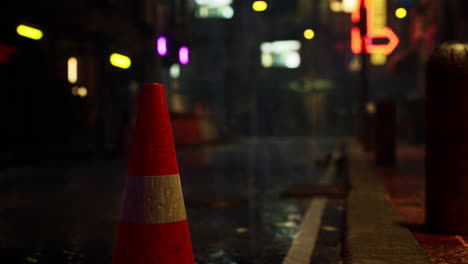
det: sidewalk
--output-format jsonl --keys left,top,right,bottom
{"left": 375, "top": 145, "right": 468, "bottom": 264}
{"left": 345, "top": 140, "right": 430, "bottom": 264}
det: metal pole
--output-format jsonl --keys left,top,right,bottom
{"left": 359, "top": 0, "right": 369, "bottom": 144}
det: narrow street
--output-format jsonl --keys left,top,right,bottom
{"left": 0, "top": 137, "right": 345, "bottom": 264}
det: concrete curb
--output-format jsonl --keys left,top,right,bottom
{"left": 344, "top": 139, "right": 431, "bottom": 264}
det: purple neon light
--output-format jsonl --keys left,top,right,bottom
{"left": 179, "top": 46, "right": 189, "bottom": 65}
{"left": 157, "top": 36, "right": 168, "bottom": 56}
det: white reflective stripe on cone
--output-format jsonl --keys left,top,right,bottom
{"left": 120, "top": 174, "right": 187, "bottom": 224}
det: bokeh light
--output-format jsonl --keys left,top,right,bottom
{"left": 395, "top": 8, "right": 407, "bottom": 19}
{"left": 170, "top": 64, "right": 181, "bottom": 79}
{"left": 110, "top": 53, "right": 131, "bottom": 69}
{"left": 16, "top": 24, "right": 43, "bottom": 40}
{"left": 303, "top": 29, "right": 315, "bottom": 40}
{"left": 284, "top": 53, "right": 301, "bottom": 69}
{"left": 67, "top": 57, "right": 78, "bottom": 84}
{"left": 157, "top": 36, "right": 168, "bottom": 56}
{"left": 329, "top": 1, "right": 342, "bottom": 12}
{"left": 77, "top": 87, "right": 88, "bottom": 98}
{"left": 252, "top": 1, "right": 268, "bottom": 12}
{"left": 179, "top": 46, "right": 190, "bottom": 65}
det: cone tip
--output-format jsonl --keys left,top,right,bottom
{"left": 128, "top": 82, "right": 178, "bottom": 176}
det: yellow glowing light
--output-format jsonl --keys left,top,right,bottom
{"left": 110, "top": 53, "right": 131, "bottom": 69}
{"left": 304, "top": 29, "right": 315, "bottom": 40}
{"left": 261, "top": 53, "right": 273, "bottom": 68}
{"left": 374, "top": 0, "right": 387, "bottom": 31}
{"left": 252, "top": 1, "right": 268, "bottom": 12}
{"left": 67, "top": 57, "right": 78, "bottom": 84}
{"left": 342, "top": 0, "right": 357, "bottom": 13}
{"left": 330, "top": 1, "right": 342, "bottom": 12}
{"left": 395, "top": 8, "right": 407, "bottom": 19}
{"left": 16, "top": 24, "right": 43, "bottom": 40}
{"left": 371, "top": 53, "right": 387, "bottom": 65}
{"left": 77, "top": 87, "right": 88, "bottom": 98}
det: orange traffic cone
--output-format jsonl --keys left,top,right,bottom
{"left": 113, "top": 83, "right": 194, "bottom": 264}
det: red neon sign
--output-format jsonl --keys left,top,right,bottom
{"left": 350, "top": 0, "right": 399, "bottom": 55}
{"left": 351, "top": 0, "right": 365, "bottom": 24}
{"left": 366, "top": 27, "right": 400, "bottom": 55}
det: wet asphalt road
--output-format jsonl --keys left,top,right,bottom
{"left": 0, "top": 137, "right": 343, "bottom": 264}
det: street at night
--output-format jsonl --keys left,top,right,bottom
{"left": 2, "top": 0, "right": 468, "bottom": 263}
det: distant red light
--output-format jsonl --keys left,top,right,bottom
{"left": 335, "top": 42, "right": 345, "bottom": 54}
{"left": 0, "top": 44, "right": 16, "bottom": 64}
{"left": 0, "top": 54, "right": 9, "bottom": 64}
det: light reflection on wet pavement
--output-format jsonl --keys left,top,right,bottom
{"left": 0, "top": 137, "right": 341, "bottom": 263}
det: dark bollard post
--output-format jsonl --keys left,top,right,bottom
{"left": 426, "top": 42, "right": 468, "bottom": 234}
{"left": 375, "top": 98, "right": 396, "bottom": 167}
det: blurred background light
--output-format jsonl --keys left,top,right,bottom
{"left": 67, "top": 57, "right": 78, "bottom": 84}
{"left": 371, "top": 53, "right": 387, "bottom": 65}
{"left": 195, "top": 5, "right": 234, "bottom": 19}
{"left": 395, "top": 8, "right": 407, "bottom": 19}
{"left": 221, "top": 6, "right": 234, "bottom": 19}
{"left": 77, "top": 87, "right": 88, "bottom": 98}
{"left": 284, "top": 53, "right": 301, "bottom": 68}
{"left": 170, "top": 63, "right": 181, "bottom": 79}
{"left": 304, "top": 29, "right": 315, "bottom": 40}
{"left": 199, "top": 6, "right": 210, "bottom": 17}
{"left": 366, "top": 102, "right": 376, "bottom": 114}
{"left": 261, "top": 53, "right": 274, "bottom": 68}
{"left": 348, "top": 55, "right": 361, "bottom": 72}
{"left": 252, "top": 1, "right": 268, "bottom": 12}
{"left": 289, "top": 79, "right": 334, "bottom": 93}
{"left": 342, "top": 0, "right": 357, "bottom": 13}
{"left": 261, "top": 40, "right": 301, "bottom": 68}
{"left": 451, "top": 43, "right": 468, "bottom": 52}
{"left": 179, "top": 46, "right": 190, "bottom": 65}
{"left": 157, "top": 36, "right": 168, "bottom": 56}
{"left": 261, "top": 40, "right": 301, "bottom": 53}
{"left": 329, "top": 1, "right": 342, "bottom": 13}
{"left": 110, "top": 53, "right": 131, "bottom": 69}
{"left": 194, "top": 0, "right": 233, "bottom": 19}
{"left": 16, "top": 24, "right": 43, "bottom": 40}
{"left": 195, "top": 0, "right": 232, "bottom": 7}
